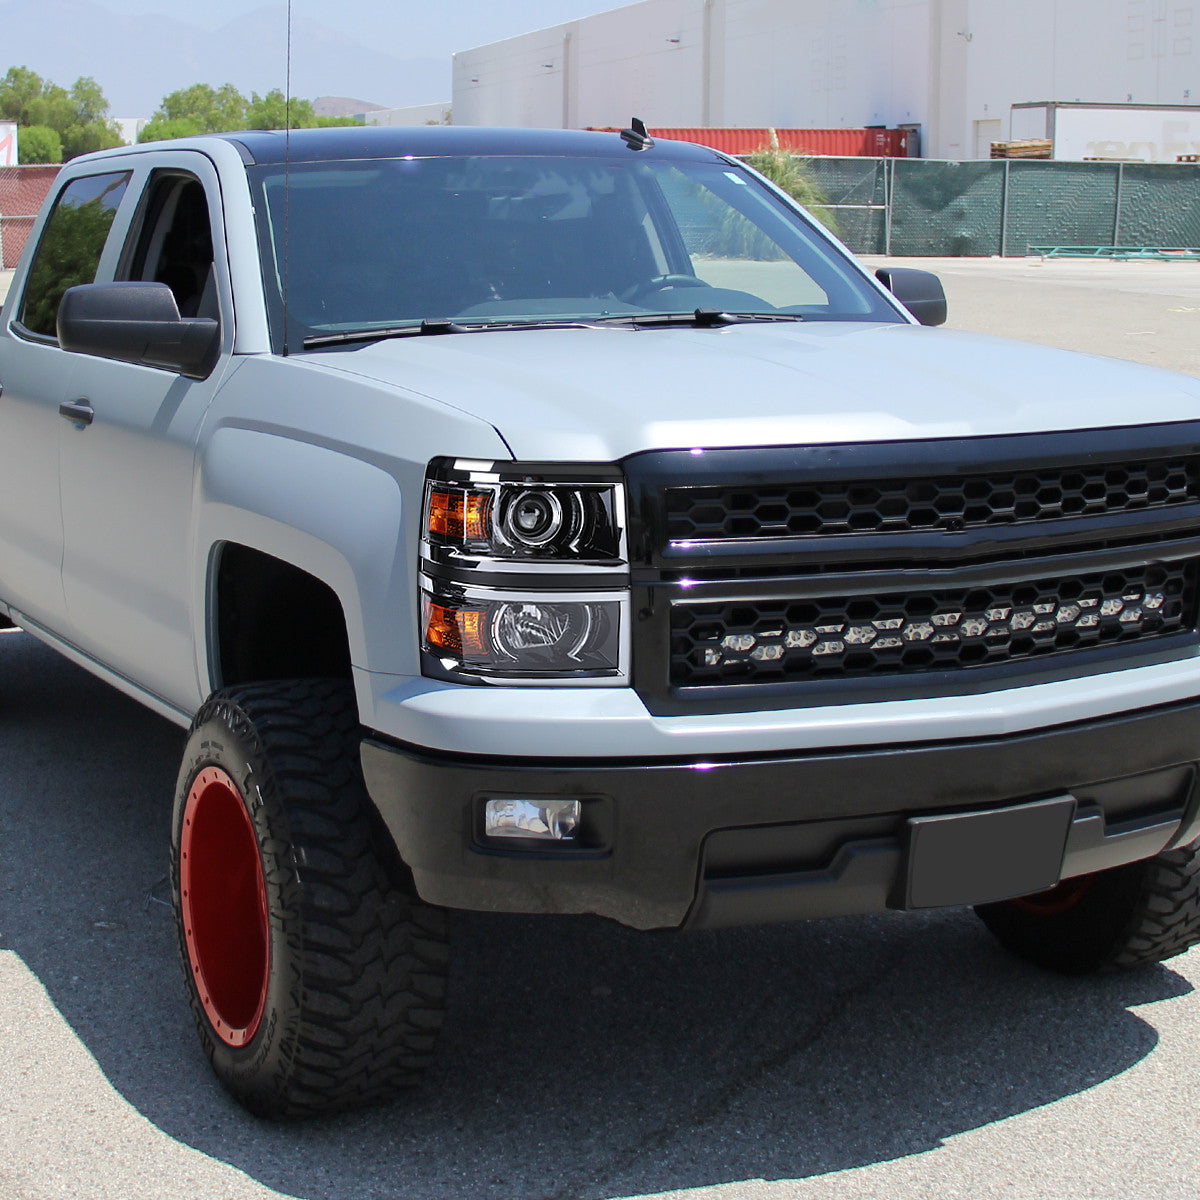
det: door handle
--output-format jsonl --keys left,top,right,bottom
{"left": 59, "top": 399, "right": 94, "bottom": 426}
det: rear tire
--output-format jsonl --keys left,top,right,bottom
{"left": 171, "top": 679, "right": 448, "bottom": 1118}
{"left": 975, "top": 839, "right": 1200, "bottom": 974}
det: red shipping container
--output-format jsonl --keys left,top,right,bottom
{"left": 588, "top": 127, "right": 910, "bottom": 157}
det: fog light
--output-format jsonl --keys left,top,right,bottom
{"left": 485, "top": 798, "right": 581, "bottom": 841}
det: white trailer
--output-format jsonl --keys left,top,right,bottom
{"left": 1011, "top": 101, "right": 1200, "bottom": 162}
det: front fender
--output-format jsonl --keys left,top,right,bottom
{"left": 196, "top": 425, "right": 406, "bottom": 680}
{"left": 189, "top": 354, "right": 512, "bottom": 701}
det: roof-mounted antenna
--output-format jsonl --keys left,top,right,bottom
{"left": 282, "top": 0, "right": 293, "bottom": 356}
{"left": 620, "top": 117, "right": 654, "bottom": 151}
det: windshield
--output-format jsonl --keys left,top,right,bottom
{"left": 248, "top": 153, "right": 902, "bottom": 347}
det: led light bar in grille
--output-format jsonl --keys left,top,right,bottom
{"left": 672, "top": 562, "right": 1197, "bottom": 686}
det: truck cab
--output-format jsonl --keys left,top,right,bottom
{"left": 4, "top": 126, "right": 1200, "bottom": 1118}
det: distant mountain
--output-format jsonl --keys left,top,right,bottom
{"left": 0, "top": 0, "right": 447, "bottom": 115}
{"left": 313, "top": 96, "right": 386, "bottom": 119}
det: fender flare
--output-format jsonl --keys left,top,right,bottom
{"left": 193, "top": 424, "right": 413, "bottom": 686}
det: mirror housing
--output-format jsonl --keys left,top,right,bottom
{"left": 57, "top": 282, "right": 220, "bottom": 378}
{"left": 875, "top": 267, "right": 948, "bottom": 327}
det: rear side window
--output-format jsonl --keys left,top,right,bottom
{"left": 17, "top": 170, "right": 131, "bottom": 338}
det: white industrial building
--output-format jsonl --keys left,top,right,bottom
{"left": 366, "top": 102, "right": 453, "bottom": 128}
{"left": 453, "top": 0, "right": 1200, "bottom": 159}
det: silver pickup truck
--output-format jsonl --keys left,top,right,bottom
{"left": 3, "top": 124, "right": 1200, "bottom": 1118}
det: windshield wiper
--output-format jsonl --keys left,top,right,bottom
{"left": 588, "top": 308, "right": 808, "bottom": 328}
{"left": 302, "top": 309, "right": 808, "bottom": 349}
{"left": 303, "top": 316, "right": 618, "bottom": 349}
{"left": 303, "top": 319, "right": 472, "bottom": 349}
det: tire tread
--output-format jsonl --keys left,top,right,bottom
{"left": 174, "top": 678, "right": 447, "bottom": 1118}
{"left": 976, "top": 837, "right": 1200, "bottom": 975}
{"left": 1109, "top": 844, "right": 1200, "bottom": 970}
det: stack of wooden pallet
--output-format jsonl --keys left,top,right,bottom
{"left": 990, "top": 139, "right": 1053, "bottom": 159}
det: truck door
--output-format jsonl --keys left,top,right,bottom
{"left": 58, "top": 159, "right": 232, "bottom": 715}
{"left": 0, "top": 169, "right": 132, "bottom": 632}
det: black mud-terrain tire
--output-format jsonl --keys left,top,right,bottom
{"left": 975, "top": 839, "right": 1200, "bottom": 974}
{"left": 170, "top": 679, "right": 448, "bottom": 1118}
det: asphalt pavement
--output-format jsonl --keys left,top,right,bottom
{"left": 3, "top": 257, "right": 1200, "bottom": 1200}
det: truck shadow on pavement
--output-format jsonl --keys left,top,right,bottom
{"left": 0, "top": 629, "right": 1192, "bottom": 1200}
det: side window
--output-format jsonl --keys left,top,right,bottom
{"left": 123, "top": 174, "right": 216, "bottom": 319}
{"left": 17, "top": 171, "right": 131, "bottom": 338}
{"left": 653, "top": 165, "right": 831, "bottom": 309}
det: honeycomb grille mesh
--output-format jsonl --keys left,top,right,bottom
{"left": 671, "top": 561, "right": 1197, "bottom": 687}
{"left": 666, "top": 457, "right": 1200, "bottom": 544}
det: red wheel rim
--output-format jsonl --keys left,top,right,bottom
{"left": 179, "top": 767, "right": 269, "bottom": 1048}
{"left": 1012, "top": 874, "right": 1094, "bottom": 916}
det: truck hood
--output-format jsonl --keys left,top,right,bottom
{"left": 308, "top": 321, "right": 1200, "bottom": 461}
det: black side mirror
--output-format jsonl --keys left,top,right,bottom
{"left": 57, "top": 282, "right": 220, "bottom": 379}
{"left": 875, "top": 267, "right": 948, "bottom": 327}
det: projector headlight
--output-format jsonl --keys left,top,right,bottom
{"left": 420, "top": 459, "right": 629, "bottom": 684}
{"left": 421, "top": 585, "right": 625, "bottom": 678}
{"left": 423, "top": 464, "right": 623, "bottom": 565}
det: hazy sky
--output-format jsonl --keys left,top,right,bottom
{"left": 1, "top": 0, "right": 638, "bottom": 112}
{"left": 97, "top": 0, "right": 628, "bottom": 56}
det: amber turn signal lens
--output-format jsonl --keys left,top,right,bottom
{"left": 427, "top": 488, "right": 492, "bottom": 542}
{"left": 424, "top": 600, "right": 489, "bottom": 658}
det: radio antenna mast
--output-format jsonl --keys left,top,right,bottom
{"left": 282, "top": 0, "right": 293, "bottom": 356}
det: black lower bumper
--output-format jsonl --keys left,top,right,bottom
{"left": 360, "top": 700, "right": 1200, "bottom": 931}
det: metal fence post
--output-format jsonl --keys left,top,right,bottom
{"left": 1114, "top": 162, "right": 1124, "bottom": 246}
{"left": 884, "top": 157, "right": 893, "bottom": 256}
{"left": 1000, "top": 159, "right": 1011, "bottom": 257}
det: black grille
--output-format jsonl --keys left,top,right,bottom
{"left": 672, "top": 560, "right": 1199, "bottom": 687}
{"left": 666, "top": 457, "right": 1200, "bottom": 544}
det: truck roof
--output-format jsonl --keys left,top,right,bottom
{"left": 211, "top": 124, "right": 725, "bottom": 166}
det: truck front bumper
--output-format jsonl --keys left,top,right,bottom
{"left": 361, "top": 698, "right": 1200, "bottom": 931}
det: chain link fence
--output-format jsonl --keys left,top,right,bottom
{"left": 799, "top": 157, "right": 1200, "bottom": 256}
{"left": 0, "top": 165, "right": 58, "bottom": 270}
{"left": 798, "top": 157, "right": 888, "bottom": 254}
{"left": 6, "top": 157, "right": 1199, "bottom": 270}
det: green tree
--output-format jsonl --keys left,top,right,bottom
{"left": 139, "top": 83, "right": 363, "bottom": 141}
{"left": 61, "top": 118, "right": 123, "bottom": 159}
{"left": 138, "top": 83, "right": 246, "bottom": 142}
{"left": 137, "top": 115, "right": 205, "bottom": 144}
{"left": 16, "top": 123, "right": 62, "bottom": 163}
{"left": 0, "top": 65, "right": 46, "bottom": 123}
{"left": 246, "top": 89, "right": 313, "bottom": 129}
{"left": 156, "top": 82, "right": 248, "bottom": 132}
{"left": 68, "top": 75, "right": 111, "bottom": 125}
{"left": 59, "top": 78, "right": 123, "bottom": 158}
{"left": 24, "top": 81, "right": 74, "bottom": 133}
{"left": 0, "top": 66, "right": 121, "bottom": 160}
{"left": 244, "top": 89, "right": 362, "bottom": 129}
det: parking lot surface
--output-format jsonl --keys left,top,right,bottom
{"left": 3, "top": 258, "right": 1200, "bottom": 1200}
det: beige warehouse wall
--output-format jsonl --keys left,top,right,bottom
{"left": 453, "top": 0, "right": 1200, "bottom": 160}
{"left": 455, "top": 0, "right": 932, "bottom": 136}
